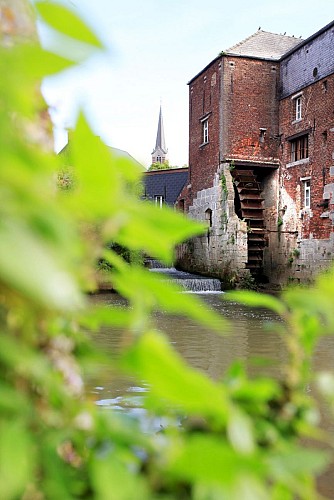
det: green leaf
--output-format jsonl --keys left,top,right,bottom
{"left": 123, "top": 330, "right": 228, "bottom": 422}
{"left": 0, "top": 419, "right": 34, "bottom": 500}
{"left": 62, "top": 114, "right": 134, "bottom": 220}
{"left": 227, "top": 407, "right": 255, "bottom": 454}
{"left": 167, "top": 434, "right": 265, "bottom": 485}
{"left": 79, "top": 305, "right": 130, "bottom": 331}
{"left": 115, "top": 201, "right": 206, "bottom": 264}
{"left": 12, "top": 44, "right": 75, "bottom": 78}
{"left": 0, "top": 219, "right": 83, "bottom": 311}
{"left": 267, "top": 446, "right": 330, "bottom": 492}
{"left": 35, "top": 1, "right": 103, "bottom": 48}
{"left": 224, "top": 291, "right": 287, "bottom": 316}
{"left": 90, "top": 452, "right": 148, "bottom": 500}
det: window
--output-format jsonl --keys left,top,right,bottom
{"left": 295, "top": 96, "right": 302, "bottom": 121}
{"left": 303, "top": 179, "right": 311, "bottom": 209}
{"left": 290, "top": 135, "right": 308, "bottom": 162}
{"left": 205, "top": 208, "right": 212, "bottom": 227}
{"left": 154, "top": 195, "right": 164, "bottom": 208}
{"left": 202, "top": 119, "right": 209, "bottom": 144}
{"left": 156, "top": 156, "right": 162, "bottom": 163}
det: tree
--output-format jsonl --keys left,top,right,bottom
{"left": 148, "top": 161, "right": 188, "bottom": 171}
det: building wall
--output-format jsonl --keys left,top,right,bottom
{"left": 179, "top": 22, "right": 334, "bottom": 287}
{"left": 276, "top": 24, "right": 334, "bottom": 284}
{"left": 179, "top": 55, "right": 281, "bottom": 285}
{"left": 177, "top": 164, "right": 249, "bottom": 285}
{"left": 221, "top": 56, "right": 280, "bottom": 163}
{"left": 188, "top": 59, "right": 222, "bottom": 196}
{"left": 280, "top": 25, "right": 334, "bottom": 99}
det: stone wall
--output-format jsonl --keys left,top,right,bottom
{"left": 176, "top": 164, "right": 249, "bottom": 286}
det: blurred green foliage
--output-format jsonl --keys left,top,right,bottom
{"left": 0, "top": 1, "right": 333, "bottom": 499}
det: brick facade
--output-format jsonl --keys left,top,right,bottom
{"left": 177, "top": 22, "right": 334, "bottom": 287}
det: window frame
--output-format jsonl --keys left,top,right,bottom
{"left": 202, "top": 118, "right": 209, "bottom": 144}
{"left": 154, "top": 195, "right": 164, "bottom": 208}
{"left": 290, "top": 134, "right": 309, "bottom": 163}
{"left": 295, "top": 96, "right": 302, "bottom": 121}
{"left": 205, "top": 208, "right": 213, "bottom": 227}
{"left": 291, "top": 92, "right": 303, "bottom": 122}
{"left": 301, "top": 177, "right": 311, "bottom": 209}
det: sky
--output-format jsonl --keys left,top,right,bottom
{"left": 40, "top": 0, "right": 334, "bottom": 168}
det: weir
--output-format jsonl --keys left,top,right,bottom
{"left": 146, "top": 259, "right": 222, "bottom": 292}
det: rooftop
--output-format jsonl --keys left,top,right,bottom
{"left": 225, "top": 29, "right": 302, "bottom": 60}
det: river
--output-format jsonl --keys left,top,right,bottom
{"left": 89, "top": 291, "right": 334, "bottom": 497}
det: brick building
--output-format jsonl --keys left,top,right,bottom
{"left": 176, "top": 21, "right": 334, "bottom": 287}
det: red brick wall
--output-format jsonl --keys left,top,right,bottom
{"left": 222, "top": 56, "right": 280, "bottom": 162}
{"left": 188, "top": 56, "right": 281, "bottom": 207}
{"left": 279, "top": 75, "right": 334, "bottom": 239}
{"left": 188, "top": 59, "right": 221, "bottom": 198}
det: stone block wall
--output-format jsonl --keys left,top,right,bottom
{"left": 176, "top": 164, "right": 249, "bottom": 286}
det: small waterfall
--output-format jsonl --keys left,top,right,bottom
{"left": 145, "top": 258, "right": 167, "bottom": 269}
{"left": 147, "top": 260, "right": 221, "bottom": 293}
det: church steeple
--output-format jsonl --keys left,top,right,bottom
{"left": 151, "top": 105, "right": 168, "bottom": 165}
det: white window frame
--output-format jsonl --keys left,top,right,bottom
{"left": 295, "top": 96, "right": 302, "bottom": 121}
{"left": 154, "top": 195, "right": 164, "bottom": 208}
{"left": 202, "top": 119, "right": 209, "bottom": 144}
{"left": 301, "top": 177, "right": 311, "bottom": 209}
{"left": 291, "top": 92, "right": 303, "bottom": 122}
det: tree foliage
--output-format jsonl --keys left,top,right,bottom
{"left": 148, "top": 161, "right": 188, "bottom": 171}
{"left": 0, "top": 2, "right": 333, "bottom": 499}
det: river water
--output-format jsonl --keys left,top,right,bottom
{"left": 89, "top": 291, "right": 334, "bottom": 497}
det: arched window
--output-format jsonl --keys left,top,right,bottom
{"left": 205, "top": 208, "right": 212, "bottom": 227}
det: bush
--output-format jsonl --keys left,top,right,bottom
{"left": 0, "top": 2, "right": 333, "bottom": 499}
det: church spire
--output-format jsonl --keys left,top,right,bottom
{"left": 151, "top": 105, "right": 168, "bottom": 165}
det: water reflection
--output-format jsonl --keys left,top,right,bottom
{"left": 88, "top": 291, "right": 334, "bottom": 497}
{"left": 89, "top": 292, "right": 284, "bottom": 401}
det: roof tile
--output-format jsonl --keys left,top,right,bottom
{"left": 225, "top": 29, "right": 302, "bottom": 60}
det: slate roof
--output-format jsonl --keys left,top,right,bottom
{"left": 225, "top": 29, "right": 302, "bottom": 60}
{"left": 143, "top": 168, "right": 189, "bottom": 206}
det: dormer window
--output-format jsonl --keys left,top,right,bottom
{"left": 154, "top": 195, "right": 164, "bottom": 208}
